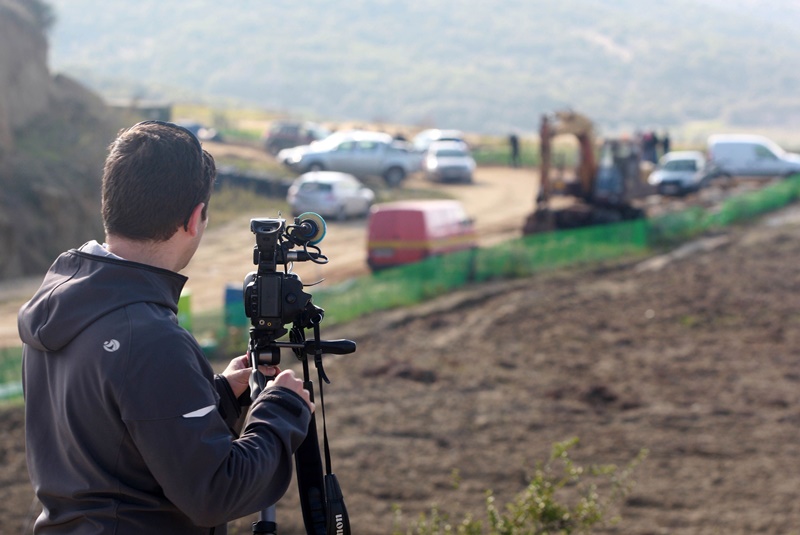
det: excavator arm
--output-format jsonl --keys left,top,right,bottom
{"left": 538, "top": 110, "right": 597, "bottom": 206}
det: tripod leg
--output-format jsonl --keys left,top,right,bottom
{"left": 252, "top": 505, "right": 277, "bottom": 534}
{"left": 295, "top": 382, "right": 327, "bottom": 534}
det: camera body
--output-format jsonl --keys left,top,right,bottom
{"left": 244, "top": 269, "right": 311, "bottom": 337}
{"left": 243, "top": 216, "right": 326, "bottom": 350}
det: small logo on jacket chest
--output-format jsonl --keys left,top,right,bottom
{"left": 103, "top": 339, "right": 121, "bottom": 352}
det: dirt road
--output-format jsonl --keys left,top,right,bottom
{"left": 0, "top": 165, "right": 538, "bottom": 347}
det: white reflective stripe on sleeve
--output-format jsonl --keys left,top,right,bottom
{"left": 182, "top": 404, "right": 216, "bottom": 418}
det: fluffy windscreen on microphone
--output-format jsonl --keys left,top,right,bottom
{"left": 291, "top": 212, "right": 327, "bottom": 245}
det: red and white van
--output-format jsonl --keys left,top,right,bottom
{"left": 366, "top": 200, "right": 478, "bottom": 270}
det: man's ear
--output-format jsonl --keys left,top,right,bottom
{"left": 185, "top": 202, "right": 206, "bottom": 236}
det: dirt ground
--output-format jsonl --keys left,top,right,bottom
{"left": 3, "top": 156, "right": 800, "bottom": 533}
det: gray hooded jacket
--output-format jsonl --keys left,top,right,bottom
{"left": 19, "top": 242, "right": 311, "bottom": 534}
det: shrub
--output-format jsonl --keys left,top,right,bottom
{"left": 393, "top": 438, "right": 648, "bottom": 535}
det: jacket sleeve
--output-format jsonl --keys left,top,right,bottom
{"left": 127, "top": 384, "right": 311, "bottom": 526}
{"left": 214, "top": 374, "right": 246, "bottom": 435}
{"left": 120, "top": 330, "right": 311, "bottom": 527}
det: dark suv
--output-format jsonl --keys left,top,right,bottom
{"left": 262, "top": 121, "right": 330, "bottom": 155}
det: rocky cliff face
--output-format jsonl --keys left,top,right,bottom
{"left": 0, "top": 0, "right": 117, "bottom": 279}
{"left": 0, "top": 0, "right": 51, "bottom": 159}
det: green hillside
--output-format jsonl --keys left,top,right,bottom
{"left": 45, "top": 0, "right": 800, "bottom": 136}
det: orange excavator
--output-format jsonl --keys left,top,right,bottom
{"left": 523, "top": 110, "right": 651, "bottom": 233}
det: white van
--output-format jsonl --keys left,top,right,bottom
{"left": 648, "top": 150, "right": 708, "bottom": 196}
{"left": 707, "top": 134, "right": 800, "bottom": 178}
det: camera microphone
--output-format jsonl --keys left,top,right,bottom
{"left": 289, "top": 212, "right": 327, "bottom": 245}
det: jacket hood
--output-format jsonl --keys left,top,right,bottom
{"left": 18, "top": 245, "right": 187, "bottom": 352}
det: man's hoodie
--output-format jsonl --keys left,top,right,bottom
{"left": 19, "top": 242, "right": 311, "bottom": 534}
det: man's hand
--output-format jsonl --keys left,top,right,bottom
{"left": 268, "top": 369, "right": 315, "bottom": 413}
{"left": 221, "top": 354, "right": 280, "bottom": 399}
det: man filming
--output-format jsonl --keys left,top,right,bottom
{"left": 18, "top": 121, "right": 314, "bottom": 534}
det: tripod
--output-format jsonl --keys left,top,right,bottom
{"left": 248, "top": 316, "right": 355, "bottom": 535}
{"left": 241, "top": 213, "right": 352, "bottom": 534}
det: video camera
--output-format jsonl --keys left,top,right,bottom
{"left": 243, "top": 214, "right": 327, "bottom": 357}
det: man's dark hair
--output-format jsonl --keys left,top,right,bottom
{"left": 102, "top": 121, "right": 216, "bottom": 241}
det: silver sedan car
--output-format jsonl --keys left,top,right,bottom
{"left": 286, "top": 171, "right": 375, "bottom": 220}
{"left": 422, "top": 141, "right": 476, "bottom": 183}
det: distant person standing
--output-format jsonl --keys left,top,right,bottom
{"left": 509, "top": 133, "right": 520, "bottom": 167}
{"left": 661, "top": 131, "right": 671, "bottom": 157}
{"left": 642, "top": 131, "right": 659, "bottom": 163}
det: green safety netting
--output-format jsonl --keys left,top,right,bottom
{"left": 314, "top": 175, "right": 800, "bottom": 325}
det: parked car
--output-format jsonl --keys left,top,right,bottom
{"left": 648, "top": 150, "right": 708, "bottom": 196}
{"left": 706, "top": 134, "right": 800, "bottom": 178}
{"left": 286, "top": 171, "right": 375, "bottom": 220}
{"left": 366, "top": 200, "right": 477, "bottom": 270}
{"left": 262, "top": 121, "right": 330, "bottom": 155}
{"left": 412, "top": 128, "right": 466, "bottom": 152}
{"left": 423, "top": 140, "right": 476, "bottom": 183}
{"left": 278, "top": 130, "right": 422, "bottom": 187}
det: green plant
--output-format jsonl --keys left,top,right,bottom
{"left": 393, "top": 438, "right": 648, "bottom": 535}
